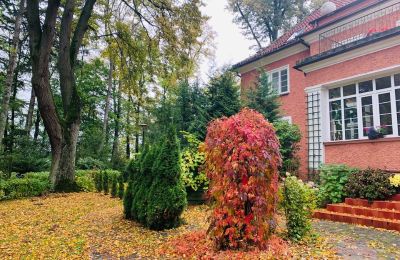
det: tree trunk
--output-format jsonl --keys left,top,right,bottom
{"left": 33, "top": 108, "right": 40, "bottom": 142}
{"left": 126, "top": 112, "right": 130, "bottom": 159}
{"left": 99, "top": 58, "right": 113, "bottom": 154}
{"left": 25, "top": 88, "right": 36, "bottom": 134}
{"left": 111, "top": 80, "right": 121, "bottom": 164}
{"left": 0, "top": 0, "right": 25, "bottom": 151}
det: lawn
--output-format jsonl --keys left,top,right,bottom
{"left": 0, "top": 192, "right": 337, "bottom": 259}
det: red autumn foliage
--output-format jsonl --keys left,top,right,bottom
{"left": 161, "top": 231, "right": 290, "bottom": 259}
{"left": 203, "top": 108, "right": 282, "bottom": 250}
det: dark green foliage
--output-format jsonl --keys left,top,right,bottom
{"left": 344, "top": 168, "right": 396, "bottom": 201}
{"left": 102, "top": 171, "right": 109, "bottom": 194}
{"left": 54, "top": 179, "right": 81, "bottom": 193}
{"left": 111, "top": 176, "right": 118, "bottom": 197}
{"left": 274, "top": 120, "right": 302, "bottom": 175}
{"left": 145, "top": 126, "right": 187, "bottom": 230}
{"left": 317, "top": 164, "right": 357, "bottom": 207}
{"left": 94, "top": 171, "right": 103, "bottom": 192}
{"left": 123, "top": 126, "right": 187, "bottom": 230}
{"left": 118, "top": 175, "right": 124, "bottom": 199}
{"left": 246, "top": 71, "right": 280, "bottom": 123}
{"left": 206, "top": 70, "right": 241, "bottom": 120}
{"left": 76, "top": 157, "right": 105, "bottom": 170}
{"left": 283, "top": 175, "right": 316, "bottom": 242}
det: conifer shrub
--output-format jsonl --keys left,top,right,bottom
{"left": 204, "top": 108, "right": 282, "bottom": 250}
{"left": 283, "top": 175, "right": 316, "bottom": 242}
{"left": 94, "top": 171, "right": 103, "bottom": 192}
{"left": 146, "top": 127, "right": 187, "bottom": 230}
{"left": 111, "top": 175, "right": 118, "bottom": 197}
{"left": 102, "top": 171, "right": 109, "bottom": 194}
{"left": 118, "top": 175, "right": 124, "bottom": 199}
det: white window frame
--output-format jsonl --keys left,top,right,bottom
{"left": 326, "top": 73, "right": 400, "bottom": 142}
{"left": 268, "top": 65, "right": 290, "bottom": 95}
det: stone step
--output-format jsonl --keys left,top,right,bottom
{"left": 345, "top": 198, "right": 400, "bottom": 210}
{"left": 327, "top": 203, "right": 400, "bottom": 220}
{"left": 313, "top": 210, "right": 400, "bottom": 232}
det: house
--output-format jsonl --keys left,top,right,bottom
{"left": 233, "top": 0, "right": 400, "bottom": 179}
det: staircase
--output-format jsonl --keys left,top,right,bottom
{"left": 313, "top": 194, "right": 400, "bottom": 232}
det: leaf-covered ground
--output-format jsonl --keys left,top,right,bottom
{"left": 0, "top": 193, "right": 398, "bottom": 259}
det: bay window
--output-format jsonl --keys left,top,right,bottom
{"left": 328, "top": 73, "right": 400, "bottom": 141}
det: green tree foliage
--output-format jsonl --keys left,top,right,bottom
{"left": 206, "top": 70, "right": 241, "bottom": 120}
{"left": 246, "top": 72, "right": 280, "bottom": 123}
{"left": 274, "top": 120, "right": 301, "bottom": 174}
{"left": 283, "top": 175, "right": 316, "bottom": 242}
{"left": 94, "top": 172, "right": 102, "bottom": 192}
{"left": 227, "top": 0, "right": 320, "bottom": 48}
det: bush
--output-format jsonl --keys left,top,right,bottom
{"left": 94, "top": 171, "right": 103, "bottom": 192}
{"left": 274, "top": 120, "right": 301, "bottom": 176}
{"left": 146, "top": 126, "right": 187, "bottom": 230}
{"left": 118, "top": 175, "right": 124, "bottom": 199}
{"left": 204, "top": 109, "right": 281, "bottom": 250}
{"left": 76, "top": 157, "right": 105, "bottom": 170}
{"left": 0, "top": 177, "right": 50, "bottom": 200}
{"left": 124, "top": 126, "right": 187, "bottom": 230}
{"left": 344, "top": 168, "right": 396, "bottom": 201}
{"left": 283, "top": 175, "right": 316, "bottom": 242}
{"left": 102, "top": 171, "right": 109, "bottom": 194}
{"left": 111, "top": 176, "right": 118, "bottom": 197}
{"left": 317, "top": 164, "right": 357, "bottom": 207}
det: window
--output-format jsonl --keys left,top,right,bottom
{"left": 281, "top": 116, "right": 292, "bottom": 124}
{"left": 269, "top": 66, "right": 289, "bottom": 95}
{"left": 327, "top": 73, "right": 400, "bottom": 141}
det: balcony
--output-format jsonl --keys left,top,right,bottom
{"left": 319, "top": 2, "right": 400, "bottom": 54}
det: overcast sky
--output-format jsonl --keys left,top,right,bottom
{"left": 199, "top": 0, "right": 254, "bottom": 82}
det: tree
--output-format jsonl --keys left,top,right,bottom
{"left": 245, "top": 71, "right": 280, "bottom": 123}
{"left": 206, "top": 70, "right": 241, "bottom": 120}
{"left": 227, "top": 0, "right": 317, "bottom": 48}
{"left": 0, "top": 0, "right": 25, "bottom": 151}
{"left": 204, "top": 109, "right": 281, "bottom": 250}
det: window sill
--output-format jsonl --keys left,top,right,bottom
{"left": 279, "top": 92, "right": 290, "bottom": 97}
{"left": 324, "top": 136, "right": 400, "bottom": 146}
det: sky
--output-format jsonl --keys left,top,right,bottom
{"left": 199, "top": 0, "right": 254, "bottom": 82}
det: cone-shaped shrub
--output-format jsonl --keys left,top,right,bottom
{"left": 204, "top": 108, "right": 282, "bottom": 250}
{"left": 123, "top": 152, "right": 144, "bottom": 219}
{"left": 102, "top": 171, "right": 109, "bottom": 194}
{"left": 111, "top": 175, "right": 118, "bottom": 197}
{"left": 94, "top": 172, "right": 102, "bottom": 192}
{"left": 146, "top": 125, "right": 187, "bottom": 230}
{"left": 118, "top": 175, "right": 124, "bottom": 199}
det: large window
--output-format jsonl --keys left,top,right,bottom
{"left": 269, "top": 66, "right": 289, "bottom": 95}
{"left": 328, "top": 73, "right": 400, "bottom": 141}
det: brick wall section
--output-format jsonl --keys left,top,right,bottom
{"left": 325, "top": 139, "right": 400, "bottom": 171}
{"left": 306, "top": 45, "right": 400, "bottom": 171}
{"left": 241, "top": 50, "right": 310, "bottom": 178}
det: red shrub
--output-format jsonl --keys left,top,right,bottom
{"left": 203, "top": 108, "right": 281, "bottom": 250}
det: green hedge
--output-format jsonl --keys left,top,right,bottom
{"left": 0, "top": 170, "right": 121, "bottom": 201}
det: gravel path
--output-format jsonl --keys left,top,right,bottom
{"left": 313, "top": 220, "right": 400, "bottom": 259}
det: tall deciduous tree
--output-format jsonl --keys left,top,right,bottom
{"left": 26, "top": 0, "right": 97, "bottom": 190}
{"left": 0, "top": 0, "right": 25, "bottom": 151}
{"left": 227, "top": 0, "right": 317, "bottom": 48}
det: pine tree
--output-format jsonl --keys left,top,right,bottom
{"left": 146, "top": 125, "right": 187, "bottom": 230}
{"left": 246, "top": 71, "right": 281, "bottom": 123}
{"left": 94, "top": 172, "right": 102, "bottom": 192}
{"left": 206, "top": 70, "right": 241, "bottom": 120}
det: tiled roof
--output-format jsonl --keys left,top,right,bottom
{"left": 232, "top": 0, "right": 357, "bottom": 70}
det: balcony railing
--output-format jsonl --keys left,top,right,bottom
{"left": 319, "top": 2, "right": 400, "bottom": 53}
